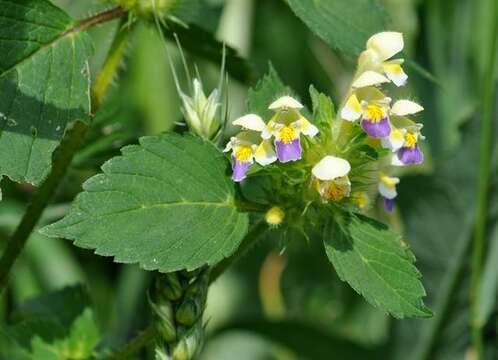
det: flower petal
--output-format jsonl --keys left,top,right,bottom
{"left": 232, "top": 113, "right": 266, "bottom": 132}
{"left": 232, "top": 157, "right": 252, "bottom": 182}
{"left": 383, "top": 61, "right": 408, "bottom": 86}
{"left": 381, "top": 127, "right": 406, "bottom": 151}
{"left": 398, "top": 145, "right": 424, "bottom": 165}
{"left": 254, "top": 140, "right": 277, "bottom": 166}
{"left": 268, "top": 96, "right": 303, "bottom": 110}
{"left": 361, "top": 117, "right": 391, "bottom": 138}
{"left": 352, "top": 71, "right": 390, "bottom": 88}
{"left": 295, "top": 117, "right": 319, "bottom": 137}
{"left": 391, "top": 100, "right": 424, "bottom": 116}
{"left": 366, "top": 32, "right": 404, "bottom": 61}
{"left": 341, "top": 94, "right": 362, "bottom": 121}
{"left": 275, "top": 139, "right": 302, "bottom": 163}
{"left": 312, "top": 155, "right": 351, "bottom": 180}
{"left": 384, "top": 198, "right": 394, "bottom": 212}
{"left": 378, "top": 176, "right": 399, "bottom": 199}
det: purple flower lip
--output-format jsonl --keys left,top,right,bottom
{"left": 361, "top": 117, "right": 391, "bottom": 138}
{"left": 398, "top": 144, "right": 424, "bottom": 165}
{"left": 231, "top": 157, "right": 252, "bottom": 182}
{"left": 384, "top": 198, "right": 394, "bottom": 212}
{"left": 275, "top": 139, "right": 302, "bottom": 163}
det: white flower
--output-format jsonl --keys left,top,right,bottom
{"left": 312, "top": 156, "right": 351, "bottom": 180}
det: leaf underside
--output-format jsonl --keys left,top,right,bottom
{"left": 42, "top": 133, "right": 249, "bottom": 273}
{"left": 324, "top": 212, "right": 432, "bottom": 319}
{"left": 0, "top": 0, "right": 92, "bottom": 185}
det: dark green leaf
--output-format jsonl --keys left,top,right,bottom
{"left": 41, "top": 133, "right": 249, "bottom": 272}
{"left": 284, "top": 0, "right": 386, "bottom": 56}
{"left": 0, "top": 0, "right": 93, "bottom": 185}
{"left": 324, "top": 212, "right": 432, "bottom": 319}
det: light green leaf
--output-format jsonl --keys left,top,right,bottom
{"left": 284, "top": 0, "right": 386, "bottom": 56}
{"left": 1, "top": 285, "right": 100, "bottom": 360}
{"left": 41, "top": 133, "right": 249, "bottom": 272}
{"left": 324, "top": 212, "right": 432, "bottom": 319}
{"left": 0, "top": 0, "right": 92, "bottom": 185}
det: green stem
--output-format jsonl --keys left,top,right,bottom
{"left": 110, "top": 325, "right": 157, "bottom": 360}
{"left": 470, "top": 2, "right": 498, "bottom": 358}
{"left": 209, "top": 220, "right": 267, "bottom": 284}
{"left": 0, "top": 9, "right": 129, "bottom": 292}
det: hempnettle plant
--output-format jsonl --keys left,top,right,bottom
{"left": 1, "top": 0, "right": 497, "bottom": 359}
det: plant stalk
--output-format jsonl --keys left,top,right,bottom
{"left": 470, "top": 1, "right": 498, "bottom": 357}
{"left": 0, "top": 9, "right": 130, "bottom": 292}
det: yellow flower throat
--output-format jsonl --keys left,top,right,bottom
{"left": 235, "top": 146, "right": 253, "bottom": 162}
{"left": 365, "top": 104, "right": 384, "bottom": 123}
{"left": 404, "top": 133, "right": 417, "bottom": 148}
{"left": 279, "top": 126, "right": 297, "bottom": 144}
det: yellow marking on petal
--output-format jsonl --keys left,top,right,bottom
{"left": 380, "top": 175, "right": 397, "bottom": 189}
{"left": 391, "top": 127, "right": 404, "bottom": 141}
{"left": 235, "top": 146, "right": 253, "bottom": 162}
{"left": 404, "top": 132, "right": 417, "bottom": 148}
{"left": 384, "top": 63, "right": 404, "bottom": 75}
{"left": 278, "top": 126, "right": 297, "bottom": 144}
{"left": 365, "top": 104, "right": 385, "bottom": 123}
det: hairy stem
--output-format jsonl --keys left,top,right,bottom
{"left": 0, "top": 9, "right": 130, "bottom": 292}
{"left": 470, "top": 1, "right": 498, "bottom": 357}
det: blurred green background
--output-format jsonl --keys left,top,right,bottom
{"left": 1, "top": 0, "right": 497, "bottom": 359}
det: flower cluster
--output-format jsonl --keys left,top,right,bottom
{"left": 224, "top": 96, "right": 318, "bottom": 182}
{"left": 225, "top": 31, "right": 425, "bottom": 216}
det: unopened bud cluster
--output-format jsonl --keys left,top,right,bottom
{"left": 149, "top": 269, "right": 209, "bottom": 360}
{"left": 115, "top": 0, "right": 178, "bottom": 17}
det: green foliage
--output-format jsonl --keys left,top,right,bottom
{"left": 0, "top": 285, "right": 99, "bottom": 360}
{"left": 42, "top": 133, "right": 249, "bottom": 272}
{"left": 324, "top": 212, "right": 432, "bottom": 319}
{"left": 0, "top": 0, "right": 92, "bottom": 185}
{"left": 247, "top": 64, "right": 294, "bottom": 119}
{"left": 284, "top": 0, "right": 386, "bottom": 56}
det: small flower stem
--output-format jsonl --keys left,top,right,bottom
{"left": 470, "top": 1, "right": 498, "bottom": 358}
{"left": 0, "top": 9, "right": 130, "bottom": 292}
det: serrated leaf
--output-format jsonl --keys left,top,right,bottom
{"left": 42, "top": 133, "right": 249, "bottom": 272}
{"left": 284, "top": 0, "right": 386, "bottom": 56}
{"left": 247, "top": 64, "right": 294, "bottom": 120}
{"left": 0, "top": 0, "right": 92, "bottom": 185}
{"left": 324, "top": 212, "right": 432, "bottom": 319}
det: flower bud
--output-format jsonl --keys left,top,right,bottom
{"left": 265, "top": 207, "right": 285, "bottom": 226}
{"left": 172, "top": 324, "right": 203, "bottom": 360}
{"left": 180, "top": 79, "right": 221, "bottom": 140}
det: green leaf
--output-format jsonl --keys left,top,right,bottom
{"left": 247, "top": 64, "right": 294, "bottom": 120}
{"left": 41, "top": 133, "right": 249, "bottom": 272}
{"left": 324, "top": 212, "right": 432, "bottom": 319}
{"left": 284, "top": 0, "right": 387, "bottom": 56}
{"left": 1, "top": 285, "right": 100, "bottom": 360}
{"left": 0, "top": 0, "right": 93, "bottom": 185}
